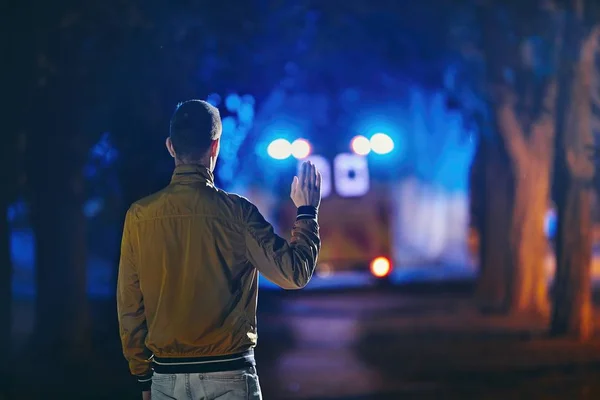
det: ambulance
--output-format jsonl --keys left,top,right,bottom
{"left": 263, "top": 133, "right": 396, "bottom": 286}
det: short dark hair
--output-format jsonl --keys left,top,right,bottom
{"left": 169, "top": 100, "right": 222, "bottom": 161}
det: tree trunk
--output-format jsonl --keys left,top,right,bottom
{"left": 32, "top": 167, "right": 90, "bottom": 361}
{"left": 550, "top": 24, "right": 597, "bottom": 339}
{"left": 474, "top": 137, "right": 515, "bottom": 313}
{"left": 509, "top": 158, "right": 552, "bottom": 316}
{"left": 480, "top": 81, "right": 556, "bottom": 316}
{"left": 489, "top": 83, "right": 557, "bottom": 316}
{"left": 473, "top": 121, "right": 552, "bottom": 317}
{"left": 15, "top": 0, "right": 93, "bottom": 371}
{"left": 475, "top": 5, "right": 558, "bottom": 316}
{"left": 30, "top": 96, "right": 91, "bottom": 363}
{"left": 551, "top": 183, "right": 593, "bottom": 338}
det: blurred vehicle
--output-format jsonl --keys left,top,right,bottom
{"left": 264, "top": 134, "right": 396, "bottom": 286}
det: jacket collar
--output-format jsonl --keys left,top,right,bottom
{"left": 170, "top": 164, "right": 215, "bottom": 185}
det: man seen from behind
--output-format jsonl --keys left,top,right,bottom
{"left": 117, "top": 100, "right": 322, "bottom": 400}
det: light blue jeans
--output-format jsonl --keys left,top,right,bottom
{"left": 151, "top": 367, "right": 262, "bottom": 400}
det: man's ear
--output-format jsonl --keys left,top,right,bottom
{"left": 210, "top": 138, "right": 220, "bottom": 158}
{"left": 166, "top": 137, "right": 176, "bottom": 158}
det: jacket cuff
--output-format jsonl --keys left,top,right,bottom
{"left": 296, "top": 206, "right": 317, "bottom": 221}
{"left": 137, "top": 372, "right": 153, "bottom": 392}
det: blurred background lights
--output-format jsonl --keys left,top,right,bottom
{"left": 225, "top": 93, "right": 242, "bottom": 112}
{"left": 370, "top": 256, "right": 392, "bottom": 278}
{"left": 237, "top": 103, "right": 254, "bottom": 124}
{"left": 351, "top": 135, "right": 371, "bottom": 156}
{"left": 291, "top": 139, "right": 311, "bottom": 159}
{"left": 267, "top": 138, "right": 292, "bottom": 160}
{"left": 369, "top": 133, "right": 394, "bottom": 154}
{"left": 206, "top": 93, "right": 221, "bottom": 107}
{"left": 221, "top": 116, "right": 237, "bottom": 134}
{"left": 241, "top": 94, "right": 255, "bottom": 105}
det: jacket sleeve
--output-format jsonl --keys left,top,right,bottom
{"left": 116, "top": 207, "right": 153, "bottom": 391}
{"left": 243, "top": 202, "right": 321, "bottom": 289}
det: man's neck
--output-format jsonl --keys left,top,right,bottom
{"left": 175, "top": 159, "right": 210, "bottom": 169}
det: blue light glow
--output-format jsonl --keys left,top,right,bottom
{"left": 267, "top": 138, "right": 292, "bottom": 160}
{"left": 340, "top": 88, "right": 360, "bottom": 104}
{"left": 225, "top": 93, "right": 242, "bottom": 112}
{"left": 83, "top": 198, "right": 104, "bottom": 218}
{"left": 291, "top": 139, "right": 311, "bottom": 159}
{"left": 241, "top": 94, "right": 255, "bottom": 105}
{"left": 238, "top": 103, "right": 254, "bottom": 125}
{"left": 7, "top": 201, "right": 27, "bottom": 223}
{"left": 351, "top": 135, "right": 371, "bottom": 156}
{"left": 90, "top": 132, "right": 118, "bottom": 165}
{"left": 215, "top": 93, "right": 257, "bottom": 189}
{"left": 545, "top": 208, "right": 557, "bottom": 238}
{"left": 221, "top": 116, "right": 237, "bottom": 134}
{"left": 352, "top": 112, "right": 406, "bottom": 160}
{"left": 206, "top": 93, "right": 221, "bottom": 107}
{"left": 10, "top": 229, "right": 36, "bottom": 298}
{"left": 333, "top": 153, "right": 370, "bottom": 197}
{"left": 370, "top": 133, "right": 394, "bottom": 155}
{"left": 83, "top": 165, "right": 97, "bottom": 178}
{"left": 255, "top": 116, "right": 303, "bottom": 160}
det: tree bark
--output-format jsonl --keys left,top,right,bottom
{"left": 473, "top": 106, "right": 553, "bottom": 317}
{"left": 474, "top": 4, "right": 557, "bottom": 316}
{"left": 550, "top": 24, "right": 597, "bottom": 339}
{"left": 551, "top": 182, "right": 593, "bottom": 338}
{"left": 472, "top": 84, "right": 556, "bottom": 317}
{"left": 497, "top": 84, "right": 556, "bottom": 316}
{"left": 509, "top": 156, "right": 553, "bottom": 315}
{"left": 474, "top": 137, "right": 515, "bottom": 313}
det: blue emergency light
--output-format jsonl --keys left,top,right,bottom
{"left": 267, "top": 138, "right": 312, "bottom": 160}
{"left": 267, "top": 133, "right": 394, "bottom": 160}
{"left": 350, "top": 133, "right": 394, "bottom": 156}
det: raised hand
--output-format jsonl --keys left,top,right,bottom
{"left": 290, "top": 161, "right": 322, "bottom": 209}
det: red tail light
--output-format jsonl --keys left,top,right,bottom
{"left": 370, "top": 256, "right": 391, "bottom": 278}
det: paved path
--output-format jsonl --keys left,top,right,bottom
{"left": 9, "top": 288, "right": 600, "bottom": 399}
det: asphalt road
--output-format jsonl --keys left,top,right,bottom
{"left": 9, "top": 285, "right": 600, "bottom": 399}
{"left": 254, "top": 287, "right": 600, "bottom": 399}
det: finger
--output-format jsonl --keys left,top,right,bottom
{"left": 316, "top": 170, "right": 322, "bottom": 189}
{"left": 298, "top": 162, "right": 305, "bottom": 185}
{"left": 291, "top": 176, "right": 298, "bottom": 194}
{"left": 308, "top": 163, "right": 316, "bottom": 188}
{"left": 302, "top": 161, "right": 310, "bottom": 186}
{"left": 305, "top": 161, "right": 311, "bottom": 185}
